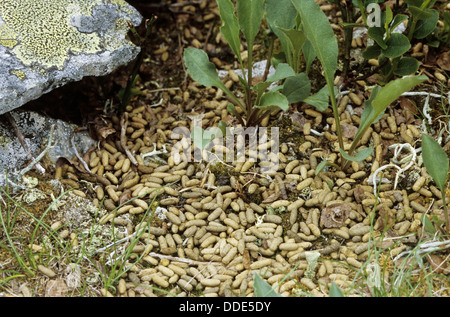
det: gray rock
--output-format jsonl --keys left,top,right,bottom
{"left": 0, "top": 0, "right": 142, "bottom": 115}
{"left": 0, "top": 110, "right": 97, "bottom": 186}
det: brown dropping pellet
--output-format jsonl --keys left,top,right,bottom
{"left": 103, "top": 199, "right": 116, "bottom": 211}
{"left": 160, "top": 197, "right": 180, "bottom": 206}
{"left": 104, "top": 172, "right": 119, "bottom": 185}
{"left": 249, "top": 203, "right": 264, "bottom": 214}
{"left": 250, "top": 258, "right": 272, "bottom": 270}
{"left": 152, "top": 274, "right": 169, "bottom": 288}
{"left": 206, "top": 223, "right": 228, "bottom": 233}
{"left": 37, "top": 265, "right": 56, "bottom": 278}
{"left": 264, "top": 214, "right": 282, "bottom": 224}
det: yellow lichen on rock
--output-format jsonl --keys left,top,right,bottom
{"left": 10, "top": 70, "right": 26, "bottom": 80}
{"left": 0, "top": 0, "right": 135, "bottom": 70}
{"left": 0, "top": 23, "right": 18, "bottom": 48}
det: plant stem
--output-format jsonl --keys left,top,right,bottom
{"left": 246, "top": 44, "right": 254, "bottom": 117}
{"left": 330, "top": 88, "right": 344, "bottom": 161}
{"left": 340, "top": 1, "right": 354, "bottom": 80}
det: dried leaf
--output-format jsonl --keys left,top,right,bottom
{"left": 426, "top": 254, "right": 447, "bottom": 274}
{"left": 353, "top": 185, "right": 365, "bottom": 203}
{"left": 45, "top": 279, "right": 68, "bottom": 297}
{"left": 437, "top": 51, "right": 450, "bottom": 71}
{"left": 320, "top": 203, "right": 352, "bottom": 228}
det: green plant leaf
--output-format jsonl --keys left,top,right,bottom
{"left": 266, "top": 0, "right": 298, "bottom": 67}
{"left": 315, "top": 159, "right": 338, "bottom": 175}
{"left": 382, "top": 33, "right": 411, "bottom": 58}
{"left": 281, "top": 72, "right": 311, "bottom": 103}
{"left": 183, "top": 47, "right": 241, "bottom": 107}
{"left": 390, "top": 14, "right": 409, "bottom": 31}
{"left": 329, "top": 281, "right": 344, "bottom": 297}
{"left": 414, "top": 9, "right": 439, "bottom": 39}
{"left": 253, "top": 273, "right": 282, "bottom": 297}
{"left": 368, "top": 27, "right": 387, "bottom": 49}
{"left": 404, "top": 0, "right": 423, "bottom": 7}
{"left": 339, "top": 146, "right": 373, "bottom": 162}
{"left": 266, "top": 0, "right": 297, "bottom": 30}
{"left": 302, "top": 39, "right": 317, "bottom": 74}
{"left": 216, "top": 0, "right": 242, "bottom": 63}
{"left": 408, "top": 6, "right": 433, "bottom": 20}
{"left": 253, "top": 63, "right": 296, "bottom": 103}
{"left": 384, "top": 5, "right": 393, "bottom": 31}
{"left": 290, "top": 0, "right": 338, "bottom": 89}
{"left": 258, "top": 91, "right": 289, "bottom": 111}
{"left": 363, "top": 43, "right": 382, "bottom": 59}
{"left": 303, "top": 86, "right": 336, "bottom": 111}
{"left": 393, "top": 57, "right": 419, "bottom": 76}
{"left": 422, "top": 213, "right": 437, "bottom": 235}
{"left": 266, "top": 63, "right": 297, "bottom": 82}
{"left": 421, "top": 133, "right": 449, "bottom": 192}
{"left": 237, "top": 0, "right": 265, "bottom": 50}
{"left": 277, "top": 27, "right": 307, "bottom": 72}
{"left": 354, "top": 76, "right": 427, "bottom": 145}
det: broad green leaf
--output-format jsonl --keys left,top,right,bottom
{"left": 368, "top": 27, "right": 387, "bottom": 49}
{"left": 216, "top": 0, "right": 242, "bottom": 63}
{"left": 339, "top": 146, "right": 373, "bottom": 162}
{"left": 266, "top": 0, "right": 298, "bottom": 67}
{"left": 329, "top": 281, "right": 344, "bottom": 297}
{"left": 382, "top": 33, "right": 411, "bottom": 58}
{"left": 414, "top": 9, "right": 439, "bottom": 39}
{"left": 390, "top": 14, "right": 409, "bottom": 31}
{"left": 363, "top": 44, "right": 382, "bottom": 59}
{"left": 290, "top": 0, "right": 338, "bottom": 88}
{"left": 359, "top": 85, "right": 381, "bottom": 129}
{"left": 266, "top": 63, "right": 296, "bottom": 82}
{"left": 253, "top": 63, "right": 296, "bottom": 103}
{"left": 227, "top": 103, "right": 240, "bottom": 118}
{"left": 384, "top": 5, "right": 393, "bottom": 31}
{"left": 393, "top": 57, "right": 419, "bottom": 76}
{"left": 253, "top": 273, "right": 282, "bottom": 297}
{"left": 422, "top": 213, "right": 437, "bottom": 235}
{"left": 258, "top": 91, "right": 289, "bottom": 111}
{"left": 421, "top": 133, "right": 449, "bottom": 192}
{"left": 404, "top": 0, "right": 423, "bottom": 7}
{"left": 237, "top": 0, "right": 265, "bottom": 49}
{"left": 183, "top": 48, "right": 241, "bottom": 107}
{"left": 303, "top": 86, "right": 336, "bottom": 112}
{"left": 408, "top": 6, "right": 433, "bottom": 20}
{"left": 302, "top": 40, "right": 317, "bottom": 74}
{"left": 282, "top": 73, "right": 311, "bottom": 103}
{"left": 266, "top": 0, "right": 297, "bottom": 30}
{"left": 354, "top": 76, "right": 427, "bottom": 143}
{"left": 277, "top": 27, "right": 307, "bottom": 72}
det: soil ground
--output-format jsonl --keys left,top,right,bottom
{"left": 1, "top": 0, "right": 449, "bottom": 297}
